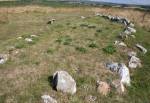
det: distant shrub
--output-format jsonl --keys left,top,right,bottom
{"left": 75, "top": 46, "right": 87, "bottom": 53}
{"left": 103, "top": 45, "right": 116, "bottom": 54}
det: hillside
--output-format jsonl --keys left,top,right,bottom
{"left": 0, "top": 2, "right": 150, "bottom": 103}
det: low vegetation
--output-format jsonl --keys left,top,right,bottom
{"left": 0, "top": 2, "right": 149, "bottom": 103}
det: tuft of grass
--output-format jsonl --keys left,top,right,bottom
{"left": 103, "top": 44, "right": 116, "bottom": 54}
{"left": 96, "top": 29, "right": 102, "bottom": 33}
{"left": 46, "top": 48, "right": 54, "bottom": 54}
{"left": 56, "top": 35, "right": 72, "bottom": 45}
{"left": 75, "top": 46, "right": 87, "bottom": 53}
{"left": 15, "top": 42, "right": 26, "bottom": 49}
{"left": 88, "top": 42, "right": 98, "bottom": 48}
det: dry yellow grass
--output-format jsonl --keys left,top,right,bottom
{"left": 0, "top": 6, "right": 149, "bottom": 28}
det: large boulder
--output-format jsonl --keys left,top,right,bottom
{"left": 41, "top": 95, "right": 57, "bottom": 103}
{"left": 52, "top": 71, "right": 76, "bottom": 94}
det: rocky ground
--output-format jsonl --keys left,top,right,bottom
{"left": 0, "top": 6, "right": 150, "bottom": 103}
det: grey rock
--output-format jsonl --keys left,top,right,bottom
{"left": 41, "top": 95, "right": 57, "bottom": 103}
{"left": 52, "top": 71, "right": 76, "bottom": 94}
{"left": 129, "top": 56, "right": 141, "bottom": 69}
{"left": 114, "top": 41, "right": 127, "bottom": 47}
{"left": 136, "top": 44, "right": 147, "bottom": 54}
{"left": 118, "top": 63, "right": 131, "bottom": 92}
{"left": 127, "top": 27, "right": 136, "bottom": 33}
{"left": 106, "top": 62, "right": 119, "bottom": 72}
{"left": 0, "top": 54, "right": 8, "bottom": 64}
{"left": 25, "top": 38, "right": 33, "bottom": 42}
{"left": 128, "top": 51, "right": 137, "bottom": 57}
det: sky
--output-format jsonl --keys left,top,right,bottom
{"left": 90, "top": 0, "right": 150, "bottom": 5}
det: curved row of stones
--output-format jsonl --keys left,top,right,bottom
{"left": 0, "top": 13, "right": 148, "bottom": 103}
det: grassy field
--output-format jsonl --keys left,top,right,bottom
{"left": 0, "top": 4, "right": 150, "bottom": 103}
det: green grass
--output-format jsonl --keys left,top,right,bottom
{"left": 0, "top": 6, "right": 149, "bottom": 103}
{"left": 103, "top": 44, "right": 116, "bottom": 54}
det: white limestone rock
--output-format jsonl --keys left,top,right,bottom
{"left": 136, "top": 44, "right": 147, "bottom": 54}
{"left": 41, "top": 95, "right": 57, "bottom": 103}
{"left": 52, "top": 71, "right": 76, "bottom": 94}
{"left": 129, "top": 56, "right": 141, "bottom": 69}
{"left": 118, "top": 63, "right": 131, "bottom": 92}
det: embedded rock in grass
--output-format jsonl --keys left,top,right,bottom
{"left": 106, "top": 62, "right": 119, "bottom": 72}
{"left": 52, "top": 71, "right": 76, "bottom": 94}
{"left": 41, "top": 95, "right": 57, "bottom": 103}
{"left": 0, "top": 54, "right": 8, "bottom": 64}
{"left": 127, "top": 27, "right": 136, "bottom": 33}
{"left": 47, "top": 19, "right": 55, "bottom": 24}
{"left": 25, "top": 38, "right": 33, "bottom": 42}
{"left": 96, "top": 81, "right": 110, "bottom": 96}
{"left": 118, "top": 63, "right": 131, "bottom": 92}
{"left": 129, "top": 56, "right": 141, "bottom": 69}
{"left": 17, "top": 36, "right": 22, "bottom": 39}
{"left": 30, "top": 35, "right": 38, "bottom": 38}
{"left": 114, "top": 41, "right": 127, "bottom": 47}
{"left": 128, "top": 51, "right": 137, "bottom": 57}
{"left": 136, "top": 44, "right": 147, "bottom": 54}
{"left": 81, "top": 16, "right": 86, "bottom": 19}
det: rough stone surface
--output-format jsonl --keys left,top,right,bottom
{"left": 97, "top": 81, "right": 110, "bottom": 96}
{"left": 25, "top": 38, "right": 33, "bottom": 42}
{"left": 52, "top": 71, "right": 76, "bottom": 94}
{"left": 129, "top": 56, "right": 141, "bottom": 69}
{"left": 118, "top": 63, "right": 131, "bottom": 92}
{"left": 106, "top": 62, "right": 119, "bottom": 72}
{"left": 114, "top": 41, "right": 127, "bottom": 47}
{"left": 136, "top": 44, "right": 147, "bottom": 54}
{"left": 0, "top": 54, "right": 8, "bottom": 64}
{"left": 127, "top": 27, "right": 136, "bottom": 33}
{"left": 128, "top": 51, "right": 137, "bottom": 57}
{"left": 41, "top": 95, "right": 57, "bottom": 103}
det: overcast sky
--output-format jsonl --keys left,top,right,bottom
{"left": 90, "top": 0, "right": 150, "bottom": 5}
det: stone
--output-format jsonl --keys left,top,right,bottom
{"left": 114, "top": 41, "right": 127, "bottom": 47}
{"left": 118, "top": 63, "right": 130, "bottom": 92}
{"left": 52, "top": 71, "right": 76, "bottom": 94}
{"left": 129, "top": 23, "right": 135, "bottom": 27}
{"left": 17, "top": 36, "right": 22, "bottom": 39}
{"left": 41, "top": 95, "right": 57, "bottom": 103}
{"left": 85, "top": 95, "right": 97, "bottom": 102}
{"left": 30, "top": 35, "right": 37, "bottom": 38}
{"left": 0, "top": 54, "right": 8, "bottom": 64}
{"left": 47, "top": 19, "right": 55, "bottom": 24}
{"left": 136, "top": 44, "right": 147, "bottom": 54}
{"left": 127, "top": 27, "right": 136, "bottom": 33}
{"left": 106, "top": 62, "right": 119, "bottom": 72}
{"left": 25, "top": 38, "right": 33, "bottom": 42}
{"left": 81, "top": 16, "right": 86, "bottom": 19}
{"left": 129, "top": 56, "right": 141, "bottom": 69}
{"left": 128, "top": 51, "right": 137, "bottom": 57}
{"left": 96, "top": 81, "right": 110, "bottom": 96}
